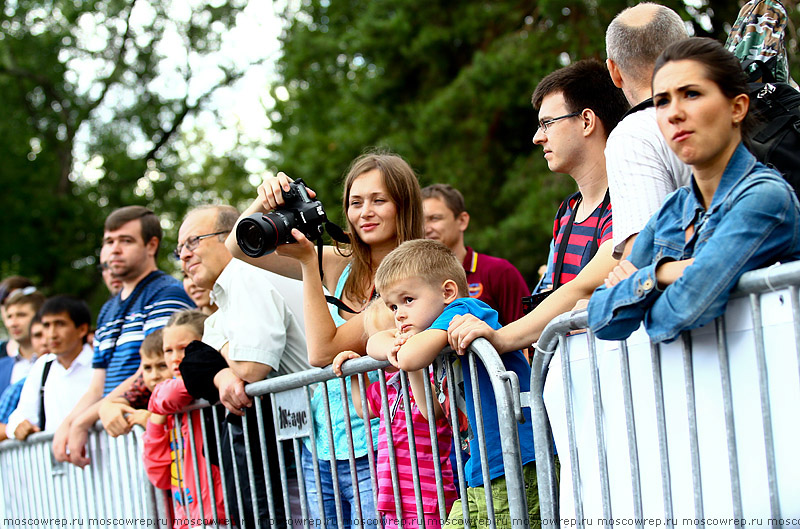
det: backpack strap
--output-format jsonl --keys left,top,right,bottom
{"left": 588, "top": 189, "right": 612, "bottom": 258}
{"left": 552, "top": 192, "right": 582, "bottom": 290}
{"left": 622, "top": 98, "right": 654, "bottom": 119}
{"left": 38, "top": 359, "right": 55, "bottom": 431}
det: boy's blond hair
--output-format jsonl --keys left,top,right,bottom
{"left": 362, "top": 299, "right": 395, "bottom": 337}
{"left": 140, "top": 328, "right": 164, "bottom": 359}
{"left": 375, "top": 239, "right": 468, "bottom": 297}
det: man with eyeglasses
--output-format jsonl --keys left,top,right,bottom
{"left": 53, "top": 206, "right": 194, "bottom": 467}
{"left": 176, "top": 204, "right": 308, "bottom": 528}
{"left": 448, "top": 60, "right": 630, "bottom": 357}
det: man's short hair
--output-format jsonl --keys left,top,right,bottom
{"left": 140, "top": 328, "right": 164, "bottom": 359}
{"left": 39, "top": 295, "right": 91, "bottom": 330}
{"left": 532, "top": 59, "right": 630, "bottom": 137}
{"left": 375, "top": 239, "right": 469, "bottom": 298}
{"left": 4, "top": 287, "right": 46, "bottom": 313}
{"left": 0, "top": 276, "right": 34, "bottom": 307}
{"left": 606, "top": 3, "right": 688, "bottom": 81}
{"left": 186, "top": 205, "right": 240, "bottom": 238}
{"left": 105, "top": 206, "right": 162, "bottom": 251}
{"left": 421, "top": 184, "right": 467, "bottom": 217}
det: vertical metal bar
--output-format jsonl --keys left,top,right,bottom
{"left": 211, "top": 405, "right": 232, "bottom": 524}
{"left": 422, "top": 364, "right": 448, "bottom": 523}
{"left": 320, "top": 381, "right": 346, "bottom": 529}
{"left": 791, "top": 286, "right": 800, "bottom": 395}
{"left": 29, "top": 442, "right": 45, "bottom": 520}
{"left": 467, "top": 352, "right": 496, "bottom": 529}
{"left": 749, "top": 293, "right": 781, "bottom": 517}
{"left": 399, "top": 370, "right": 426, "bottom": 526}
{"left": 253, "top": 397, "right": 277, "bottom": 523}
{"left": 445, "top": 359, "right": 470, "bottom": 529}
{"left": 680, "top": 332, "right": 704, "bottom": 521}
{"left": 267, "top": 395, "right": 292, "bottom": 526}
{"left": 715, "top": 316, "right": 743, "bottom": 519}
{"left": 338, "top": 375, "right": 364, "bottom": 524}
{"left": 116, "top": 433, "right": 133, "bottom": 516}
{"left": 379, "top": 370, "right": 405, "bottom": 521}
{"left": 89, "top": 430, "right": 105, "bottom": 520}
{"left": 586, "top": 330, "right": 612, "bottom": 521}
{"left": 530, "top": 345, "right": 558, "bottom": 525}
{"left": 650, "top": 342, "right": 674, "bottom": 527}
{"left": 618, "top": 340, "right": 643, "bottom": 524}
{"left": 560, "top": 334, "right": 585, "bottom": 529}
{"left": 186, "top": 411, "right": 208, "bottom": 525}
{"left": 293, "top": 437, "right": 310, "bottom": 529}
{"left": 357, "top": 372, "right": 382, "bottom": 529}
{"left": 304, "top": 384, "right": 326, "bottom": 527}
{"left": 126, "top": 428, "right": 144, "bottom": 518}
{"left": 199, "top": 407, "right": 220, "bottom": 528}
{"left": 242, "top": 407, "right": 266, "bottom": 527}
{"left": 227, "top": 417, "right": 248, "bottom": 529}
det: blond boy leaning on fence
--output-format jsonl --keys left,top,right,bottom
{"left": 363, "top": 239, "right": 542, "bottom": 528}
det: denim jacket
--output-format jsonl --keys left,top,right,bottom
{"left": 588, "top": 143, "right": 800, "bottom": 343}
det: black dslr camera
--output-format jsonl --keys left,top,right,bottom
{"left": 236, "top": 179, "right": 329, "bottom": 257}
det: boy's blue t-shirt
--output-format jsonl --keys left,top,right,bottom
{"left": 429, "top": 297, "right": 536, "bottom": 487}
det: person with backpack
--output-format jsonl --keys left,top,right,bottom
{"left": 7, "top": 296, "right": 94, "bottom": 439}
{"left": 588, "top": 38, "right": 800, "bottom": 343}
{"left": 447, "top": 60, "right": 629, "bottom": 356}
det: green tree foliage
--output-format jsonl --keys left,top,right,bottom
{"left": 0, "top": 0, "right": 259, "bottom": 313}
{"left": 269, "top": 0, "right": 799, "bottom": 285}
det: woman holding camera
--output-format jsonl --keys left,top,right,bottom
{"left": 228, "top": 151, "right": 424, "bottom": 528}
{"left": 587, "top": 37, "right": 800, "bottom": 342}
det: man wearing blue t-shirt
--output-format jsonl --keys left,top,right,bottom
{"left": 53, "top": 206, "right": 194, "bottom": 467}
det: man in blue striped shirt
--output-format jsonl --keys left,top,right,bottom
{"left": 52, "top": 206, "right": 194, "bottom": 467}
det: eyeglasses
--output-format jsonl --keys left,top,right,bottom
{"left": 173, "top": 231, "right": 229, "bottom": 260}
{"left": 537, "top": 111, "right": 582, "bottom": 133}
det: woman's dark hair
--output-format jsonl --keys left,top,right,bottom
{"left": 653, "top": 37, "right": 754, "bottom": 140}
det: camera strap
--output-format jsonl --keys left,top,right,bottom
{"left": 313, "top": 234, "right": 363, "bottom": 315}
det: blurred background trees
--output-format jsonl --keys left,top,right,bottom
{"left": 1, "top": 0, "right": 797, "bottom": 315}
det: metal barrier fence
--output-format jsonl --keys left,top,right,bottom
{"left": 530, "top": 261, "right": 800, "bottom": 526}
{"left": 0, "top": 339, "right": 532, "bottom": 529}
{"left": 0, "top": 424, "right": 168, "bottom": 527}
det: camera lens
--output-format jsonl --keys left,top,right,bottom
{"left": 236, "top": 214, "right": 280, "bottom": 257}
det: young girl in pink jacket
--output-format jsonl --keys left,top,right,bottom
{"left": 143, "top": 310, "right": 227, "bottom": 528}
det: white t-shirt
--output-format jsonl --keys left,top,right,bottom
{"left": 605, "top": 106, "right": 692, "bottom": 258}
{"left": 7, "top": 343, "right": 94, "bottom": 436}
{"left": 203, "top": 258, "right": 310, "bottom": 377}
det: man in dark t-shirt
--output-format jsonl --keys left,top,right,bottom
{"left": 422, "top": 184, "right": 529, "bottom": 325}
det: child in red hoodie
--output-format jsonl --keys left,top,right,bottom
{"left": 143, "top": 310, "right": 227, "bottom": 528}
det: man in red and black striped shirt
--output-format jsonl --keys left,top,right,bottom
{"left": 448, "top": 60, "right": 631, "bottom": 355}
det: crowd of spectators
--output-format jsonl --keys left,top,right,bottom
{"left": 2, "top": 2, "right": 799, "bottom": 527}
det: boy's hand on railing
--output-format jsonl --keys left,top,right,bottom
{"left": 99, "top": 400, "right": 134, "bottom": 437}
{"left": 214, "top": 368, "right": 252, "bottom": 416}
{"left": 387, "top": 332, "right": 409, "bottom": 369}
{"left": 13, "top": 419, "right": 40, "bottom": 441}
{"left": 126, "top": 409, "right": 151, "bottom": 429}
{"left": 332, "top": 351, "right": 360, "bottom": 377}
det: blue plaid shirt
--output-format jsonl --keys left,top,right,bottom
{"left": 0, "top": 379, "right": 25, "bottom": 423}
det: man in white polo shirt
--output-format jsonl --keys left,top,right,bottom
{"left": 7, "top": 296, "right": 93, "bottom": 439}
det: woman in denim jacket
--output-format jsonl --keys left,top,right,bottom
{"left": 588, "top": 37, "right": 800, "bottom": 343}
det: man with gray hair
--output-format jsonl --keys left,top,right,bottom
{"left": 176, "top": 204, "right": 309, "bottom": 528}
{"left": 605, "top": 2, "right": 692, "bottom": 259}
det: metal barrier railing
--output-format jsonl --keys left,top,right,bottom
{"left": 0, "top": 424, "right": 168, "bottom": 527}
{"left": 531, "top": 261, "right": 800, "bottom": 526}
{"left": 0, "top": 338, "right": 533, "bottom": 529}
